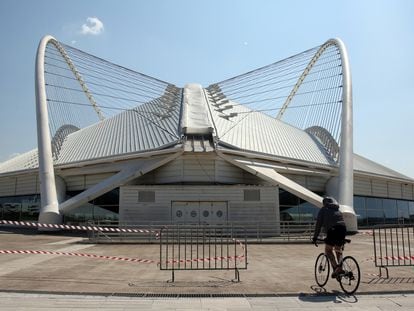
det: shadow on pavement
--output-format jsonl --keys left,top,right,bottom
{"left": 299, "top": 289, "right": 358, "bottom": 304}
{"left": 365, "top": 277, "right": 414, "bottom": 285}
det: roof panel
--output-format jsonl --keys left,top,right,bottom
{"left": 1, "top": 86, "right": 413, "bottom": 185}
{"left": 354, "top": 154, "right": 412, "bottom": 180}
{"left": 0, "top": 149, "right": 38, "bottom": 174}
{"left": 54, "top": 97, "right": 181, "bottom": 164}
{"left": 211, "top": 100, "right": 334, "bottom": 165}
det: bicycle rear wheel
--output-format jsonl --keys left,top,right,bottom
{"left": 339, "top": 256, "right": 360, "bottom": 295}
{"left": 314, "top": 253, "right": 330, "bottom": 287}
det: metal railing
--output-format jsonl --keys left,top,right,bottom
{"left": 159, "top": 225, "right": 247, "bottom": 282}
{"left": 373, "top": 224, "right": 414, "bottom": 278}
{"left": 85, "top": 221, "right": 315, "bottom": 243}
{"left": 86, "top": 221, "right": 161, "bottom": 243}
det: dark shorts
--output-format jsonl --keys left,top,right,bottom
{"left": 325, "top": 224, "right": 347, "bottom": 246}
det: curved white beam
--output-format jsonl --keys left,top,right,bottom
{"left": 36, "top": 35, "right": 106, "bottom": 225}
{"left": 276, "top": 40, "right": 338, "bottom": 120}
{"left": 334, "top": 38, "right": 356, "bottom": 232}
{"left": 36, "top": 35, "right": 61, "bottom": 225}
{"left": 276, "top": 38, "right": 356, "bottom": 232}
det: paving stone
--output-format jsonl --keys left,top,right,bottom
{"left": 1, "top": 230, "right": 414, "bottom": 310}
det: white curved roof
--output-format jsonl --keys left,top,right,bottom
{"left": 210, "top": 99, "right": 334, "bottom": 166}
{"left": 54, "top": 98, "right": 181, "bottom": 164}
{"left": 354, "top": 154, "right": 412, "bottom": 180}
{"left": 1, "top": 91, "right": 412, "bottom": 183}
{"left": 0, "top": 93, "right": 333, "bottom": 174}
{"left": 0, "top": 149, "right": 38, "bottom": 174}
{"left": 0, "top": 97, "right": 181, "bottom": 174}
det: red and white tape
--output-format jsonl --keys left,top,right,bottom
{"left": 0, "top": 220, "right": 246, "bottom": 252}
{"left": 361, "top": 256, "right": 375, "bottom": 263}
{"left": 0, "top": 220, "right": 246, "bottom": 264}
{"left": 378, "top": 255, "right": 414, "bottom": 261}
{"left": 233, "top": 238, "right": 246, "bottom": 251}
{"left": 0, "top": 249, "right": 155, "bottom": 263}
{"left": 0, "top": 220, "right": 157, "bottom": 235}
{"left": 0, "top": 249, "right": 245, "bottom": 265}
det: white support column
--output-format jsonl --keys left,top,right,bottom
{"left": 334, "top": 38, "right": 357, "bottom": 233}
{"left": 35, "top": 35, "right": 62, "bottom": 225}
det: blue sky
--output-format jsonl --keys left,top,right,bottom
{"left": 0, "top": 0, "right": 413, "bottom": 178}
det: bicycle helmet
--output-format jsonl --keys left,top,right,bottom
{"left": 322, "top": 196, "right": 338, "bottom": 206}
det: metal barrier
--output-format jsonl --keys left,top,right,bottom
{"left": 86, "top": 221, "right": 314, "bottom": 243}
{"left": 373, "top": 224, "right": 414, "bottom": 278}
{"left": 159, "top": 225, "right": 247, "bottom": 282}
{"left": 248, "top": 221, "right": 315, "bottom": 242}
{"left": 85, "top": 220, "right": 163, "bottom": 243}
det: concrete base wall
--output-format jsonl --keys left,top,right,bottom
{"left": 119, "top": 185, "right": 280, "bottom": 225}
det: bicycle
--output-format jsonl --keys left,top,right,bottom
{"left": 314, "top": 238, "right": 361, "bottom": 295}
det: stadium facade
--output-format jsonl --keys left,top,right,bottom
{"left": 0, "top": 35, "right": 413, "bottom": 232}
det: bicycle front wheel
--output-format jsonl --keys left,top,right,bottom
{"left": 314, "top": 253, "right": 330, "bottom": 287}
{"left": 339, "top": 256, "right": 360, "bottom": 295}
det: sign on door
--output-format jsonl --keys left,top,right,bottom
{"left": 171, "top": 201, "right": 228, "bottom": 224}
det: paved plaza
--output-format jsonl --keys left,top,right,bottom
{"left": 1, "top": 291, "right": 414, "bottom": 310}
{"left": 0, "top": 228, "right": 413, "bottom": 309}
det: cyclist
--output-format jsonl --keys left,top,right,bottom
{"left": 312, "top": 196, "right": 347, "bottom": 278}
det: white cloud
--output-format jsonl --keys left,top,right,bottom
{"left": 71, "top": 40, "right": 77, "bottom": 45}
{"left": 81, "top": 17, "right": 104, "bottom": 35}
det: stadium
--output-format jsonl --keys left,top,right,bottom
{"left": 0, "top": 35, "right": 413, "bottom": 233}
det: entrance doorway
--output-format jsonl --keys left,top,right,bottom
{"left": 171, "top": 201, "right": 228, "bottom": 225}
